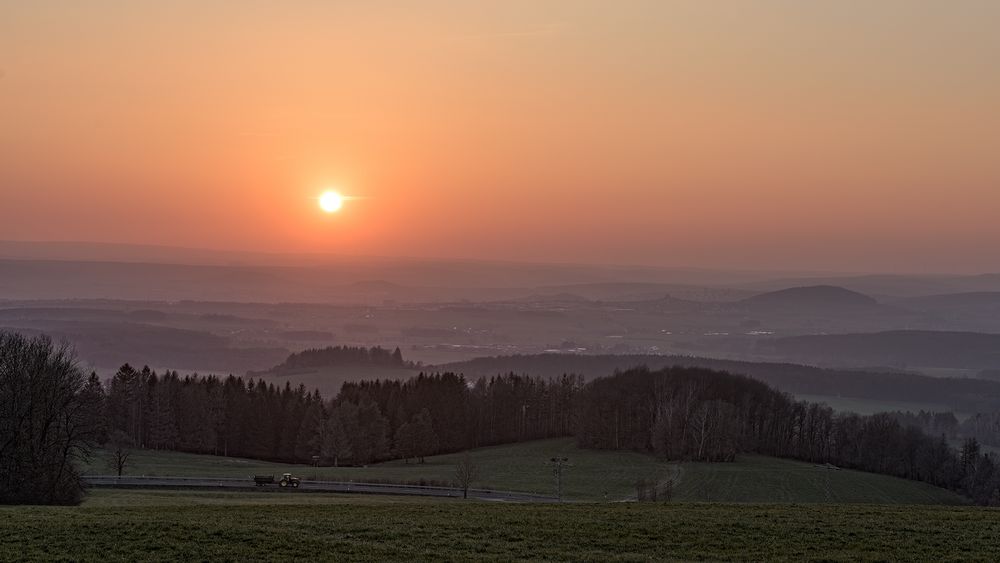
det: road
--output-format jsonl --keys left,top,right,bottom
{"left": 83, "top": 476, "right": 558, "bottom": 502}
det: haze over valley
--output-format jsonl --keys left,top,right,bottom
{"left": 5, "top": 242, "right": 1000, "bottom": 380}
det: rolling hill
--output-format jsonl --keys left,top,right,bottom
{"left": 0, "top": 320, "right": 287, "bottom": 373}
{"left": 743, "top": 273, "right": 1000, "bottom": 299}
{"left": 248, "top": 345, "right": 421, "bottom": 396}
{"left": 740, "top": 285, "right": 880, "bottom": 311}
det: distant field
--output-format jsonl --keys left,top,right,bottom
{"left": 83, "top": 439, "right": 966, "bottom": 504}
{"left": 4, "top": 498, "right": 999, "bottom": 561}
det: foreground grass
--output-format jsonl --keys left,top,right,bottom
{"left": 83, "top": 439, "right": 967, "bottom": 504}
{"left": 3, "top": 497, "right": 999, "bottom": 561}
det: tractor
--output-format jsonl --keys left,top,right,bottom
{"left": 252, "top": 473, "right": 301, "bottom": 488}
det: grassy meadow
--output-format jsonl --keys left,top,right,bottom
{"left": 3, "top": 494, "right": 999, "bottom": 561}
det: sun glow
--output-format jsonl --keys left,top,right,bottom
{"left": 318, "top": 190, "right": 344, "bottom": 213}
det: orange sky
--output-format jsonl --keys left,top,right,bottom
{"left": 2, "top": 1, "right": 999, "bottom": 273}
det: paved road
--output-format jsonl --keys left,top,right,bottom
{"left": 84, "top": 476, "right": 558, "bottom": 503}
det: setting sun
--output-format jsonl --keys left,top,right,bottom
{"left": 318, "top": 190, "right": 344, "bottom": 213}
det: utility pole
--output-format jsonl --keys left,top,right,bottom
{"left": 825, "top": 465, "right": 830, "bottom": 502}
{"left": 549, "top": 457, "right": 570, "bottom": 502}
{"left": 820, "top": 463, "right": 838, "bottom": 502}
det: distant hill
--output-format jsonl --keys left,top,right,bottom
{"left": 740, "top": 285, "right": 879, "bottom": 311}
{"left": 745, "top": 274, "right": 1000, "bottom": 299}
{"left": 254, "top": 345, "right": 416, "bottom": 375}
{"left": 528, "top": 282, "right": 753, "bottom": 302}
{"left": 767, "top": 330, "right": 1000, "bottom": 370}
{"left": 438, "top": 353, "right": 1000, "bottom": 413}
{"left": 249, "top": 345, "right": 421, "bottom": 397}
{"left": 513, "top": 292, "right": 590, "bottom": 304}
{"left": 0, "top": 321, "right": 287, "bottom": 374}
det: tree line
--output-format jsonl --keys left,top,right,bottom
{"left": 84, "top": 363, "right": 581, "bottom": 468}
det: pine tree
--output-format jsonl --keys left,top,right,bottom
{"left": 394, "top": 421, "right": 418, "bottom": 463}
{"left": 412, "top": 408, "right": 439, "bottom": 463}
{"left": 320, "top": 405, "right": 355, "bottom": 466}
{"left": 146, "top": 377, "right": 178, "bottom": 450}
{"left": 79, "top": 372, "right": 108, "bottom": 444}
{"left": 295, "top": 401, "right": 325, "bottom": 462}
{"left": 354, "top": 400, "right": 389, "bottom": 464}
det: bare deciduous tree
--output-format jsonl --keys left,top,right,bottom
{"left": 454, "top": 453, "right": 479, "bottom": 499}
{"left": 0, "top": 332, "right": 96, "bottom": 505}
{"left": 106, "top": 431, "right": 132, "bottom": 477}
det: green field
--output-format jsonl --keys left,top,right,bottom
{"left": 4, "top": 493, "right": 999, "bottom": 561}
{"left": 83, "top": 439, "right": 669, "bottom": 501}
{"left": 83, "top": 439, "right": 966, "bottom": 504}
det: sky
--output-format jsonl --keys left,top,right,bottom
{"left": 1, "top": 1, "right": 999, "bottom": 273}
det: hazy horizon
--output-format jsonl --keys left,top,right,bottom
{"left": 0, "top": 237, "right": 892, "bottom": 275}
{"left": 3, "top": 238, "right": 1000, "bottom": 281}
